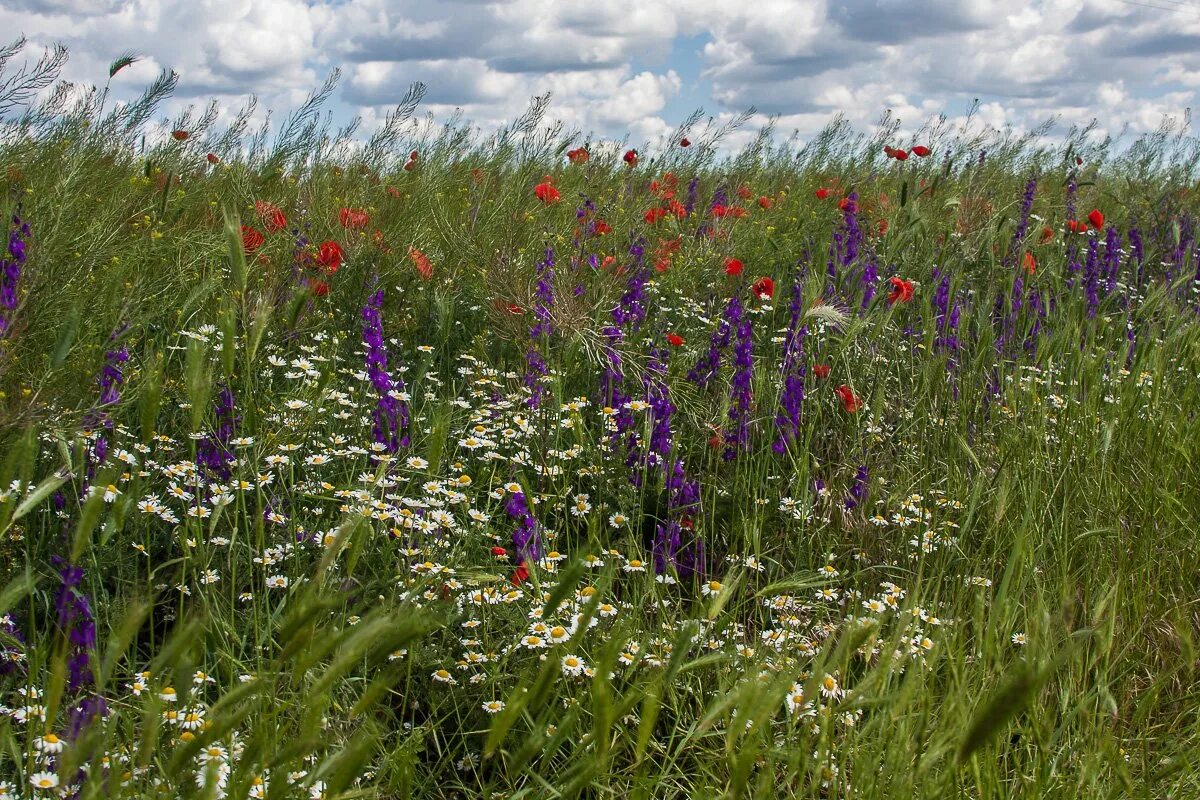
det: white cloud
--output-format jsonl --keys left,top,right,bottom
{"left": 0, "top": 0, "right": 1196, "bottom": 150}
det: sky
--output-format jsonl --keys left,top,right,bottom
{"left": 4, "top": 0, "right": 1200, "bottom": 152}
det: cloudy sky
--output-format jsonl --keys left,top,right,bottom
{"left": 4, "top": 0, "right": 1200, "bottom": 150}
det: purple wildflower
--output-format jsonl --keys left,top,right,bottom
{"left": 506, "top": 490, "right": 541, "bottom": 562}
{"left": 362, "top": 287, "right": 410, "bottom": 451}
{"left": 0, "top": 213, "right": 30, "bottom": 336}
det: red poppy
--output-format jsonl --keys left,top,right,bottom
{"left": 206, "top": 152, "right": 220, "bottom": 165}
{"left": 623, "top": 149, "right": 638, "bottom": 167}
{"left": 1067, "top": 219, "right": 1079, "bottom": 233}
{"left": 884, "top": 145, "right": 895, "bottom": 158}
{"left": 593, "top": 218, "right": 612, "bottom": 236}
{"left": 311, "top": 280, "right": 330, "bottom": 297}
{"left": 1022, "top": 251, "right": 1037, "bottom": 275}
{"left": 1039, "top": 225, "right": 1054, "bottom": 245}
{"left": 386, "top": 186, "right": 402, "bottom": 199}
{"left": 255, "top": 201, "right": 287, "bottom": 233}
{"left": 403, "top": 159, "right": 416, "bottom": 172}
{"left": 669, "top": 198, "right": 687, "bottom": 218}
{"left": 1075, "top": 156, "right": 1083, "bottom": 166}
{"left": 409, "top": 150, "right": 419, "bottom": 160}
{"left": 339, "top": 207, "right": 370, "bottom": 229}
{"left": 724, "top": 257, "right": 744, "bottom": 277}
{"left": 737, "top": 185, "right": 753, "bottom": 200}
{"left": 510, "top": 561, "right": 530, "bottom": 586}
{"left": 171, "top": 129, "right": 189, "bottom": 141}
{"left": 758, "top": 196, "right": 774, "bottom": 210}
{"left": 815, "top": 187, "right": 831, "bottom": 200}
{"left": 752, "top": 276, "right": 775, "bottom": 301}
{"left": 316, "top": 240, "right": 343, "bottom": 274}
{"left": 714, "top": 205, "right": 747, "bottom": 219}
{"left": 893, "top": 148, "right": 909, "bottom": 162}
{"left": 666, "top": 332, "right": 685, "bottom": 347}
{"left": 241, "top": 225, "right": 265, "bottom": 253}
{"left": 812, "top": 364, "right": 831, "bottom": 380}
{"left": 876, "top": 219, "right": 889, "bottom": 236}
{"left": 887, "top": 276, "right": 914, "bottom": 304}
{"left": 838, "top": 196, "right": 855, "bottom": 212}
{"left": 534, "top": 177, "right": 560, "bottom": 204}
{"left": 567, "top": 147, "right": 590, "bottom": 164}
{"left": 644, "top": 206, "right": 667, "bottom": 224}
{"left": 490, "top": 546, "right": 508, "bottom": 558}
{"left": 834, "top": 384, "right": 863, "bottom": 413}
{"left": 680, "top": 137, "right": 691, "bottom": 147}
{"left": 911, "top": 145, "right": 931, "bottom": 157}
{"left": 1087, "top": 209, "right": 1104, "bottom": 230}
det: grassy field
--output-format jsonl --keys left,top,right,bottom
{"left": 1, "top": 48, "right": 1199, "bottom": 799}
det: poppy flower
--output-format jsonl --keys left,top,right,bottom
{"left": 737, "top": 185, "right": 753, "bottom": 200}
{"left": 815, "top": 187, "right": 831, "bottom": 200}
{"left": 316, "top": 240, "right": 343, "bottom": 274}
{"left": 1075, "top": 155, "right": 1083, "bottom": 166}
{"left": 1022, "top": 251, "right": 1037, "bottom": 275}
{"left": 838, "top": 196, "right": 856, "bottom": 212}
{"left": 644, "top": 207, "right": 666, "bottom": 224}
{"left": 1039, "top": 225, "right": 1054, "bottom": 245}
{"left": 510, "top": 561, "right": 530, "bottom": 586}
{"left": 834, "top": 384, "right": 863, "bottom": 413}
{"left": 338, "top": 207, "right": 370, "bottom": 229}
{"left": 724, "top": 257, "right": 744, "bottom": 277}
{"left": 241, "top": 226, "right": 265, "bottom": 253}
{"left": 893, "top": 148, "right": 909, "bottom": 162}
{"left": 876, "top": 219, "right": 889, "bottom": 236}
{"left": 680, "top": 137, "right": 691, "bottom": 147}
{"left": 887, "top": 276, "right": 914, "bottom": 304}
{"left": 567, "top": 147, "right": 590, "bottom": 165}
{"left": 535, "top": 177, "right": 560, "bottom": 204}
{"left": 1087, "top": 209, "right": 1104, "bottom": 230}
{"left": 752, "top": 276, "right": 775, "bottom": 301}
{"left": 812, "top": 364, "right": 831, "bottom": 380}
{"left": 386, "top": 186, "right": 402, "bottom": 199}
{"left": 255, "top": 201, "right": 287, "bottom": 233}
{"left": 593, "top": 218, "right": 612, "bottom": 236}
{"left": 666, "top": 332, "right": 685, "bottom": 347}
{"left": 206, "top": 152, "right": 220, "bottom": 165}
{"left": 311, "top": 280, "right": 329, "bottom": 297}
{"left": 171, "top": 129, "right": 189, "bottom": 141}
{"left": 408, "top": 246, "right": 433, "bottom": 280}
{"left": 490, "top": 546, "right": 508, "bottom": 558}
{"left": 884, "top": 145, "right": 895, "bottom": 158}
{"left": 623, "top": 149, "right": 638, "bottom": 167}
{"left": 911, "top": 145, "right": 931, "bottom": 157}
{"left": 669, "top": 199, "right": 687, "bottom": 218}
{"left": 403, "top": 159, "right": 417, "bottom": 172}
{"left": 758, "top": 196, "right": 774, "bottom": 210}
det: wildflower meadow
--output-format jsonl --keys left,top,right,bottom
{"left": 1, "top": 40, "right": 1199, "bottom": 799}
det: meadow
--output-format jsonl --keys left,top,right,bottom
{"left": 1, "top": 45, "right": 1199, "bottom": 799}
